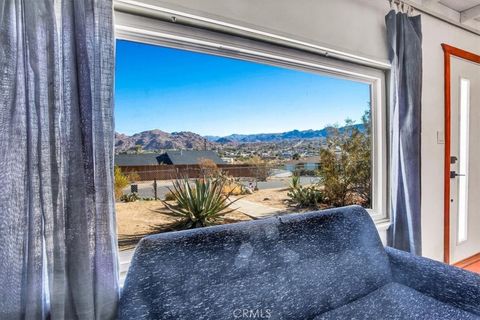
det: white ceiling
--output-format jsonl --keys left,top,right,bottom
{"left": 439, "top": 0, "right": 480, "bottom": 12}
{"left": 416, "top": 0, "right": 480, "bottom": 31}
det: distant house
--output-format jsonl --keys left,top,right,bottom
{"left": 157, "top": 150, "right": 226, "bottom": 165}
{"left": 114, "top": 150, "right": 225, "bottom": 167}
{"left": 221, "top": 157, "right": 235, "bottom": 164}
{"left": 284, "top": 156, "right": 320, "bottom": 172}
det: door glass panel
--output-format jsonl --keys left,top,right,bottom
{"left": 458, "top": 78, "right": 470, "bottom": 244}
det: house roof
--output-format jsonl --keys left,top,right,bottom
{"left": 162, "top": 150, "right": 226, "bottom": 165}
{"left": 114, "top": 150, "right": 226, "bottom": 166}
{"left": 114, "top": 153, "right": 162, "bottom": 166}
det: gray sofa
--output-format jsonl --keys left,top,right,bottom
{"left": 119, "top": 206, "right": 480, "bottom": 319}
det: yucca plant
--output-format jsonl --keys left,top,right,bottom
{"left": 161, "top": 177, "right": 241, "bottom": 229}
{"left": 287, "top": 175, "right": 324, "bottom": 208}
{"left": 289, "top": 175, "right": 301, "bottom": 190}
{"left": 287, "top": 185, "right": 324, "bottom": 208}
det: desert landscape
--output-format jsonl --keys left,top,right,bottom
{"left": 115, "top": 185, "right": 305, "bottom": 249}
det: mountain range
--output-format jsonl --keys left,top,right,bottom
{"left": 115, "top": 130, "right": 215, "bottom": 153}
{"left": 205, "top": 124, "right": 363, "bottom": 143}
{"left": 115, "top": 124, "right": 364, "bottom": 153}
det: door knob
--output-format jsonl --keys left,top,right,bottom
{"left": 450, "top": 171, "right": 466, "bottom": 178}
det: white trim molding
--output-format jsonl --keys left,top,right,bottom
{"left": 461, "top": 5, "right": 480, "bottom": 23}
{"left": 114, "top": 0, "right": 391, "bottom": 70}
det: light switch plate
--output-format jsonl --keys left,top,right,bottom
{"left": 437, "top": 131, "right": 445, "bottom": 144}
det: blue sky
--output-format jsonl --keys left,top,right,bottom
{"left": 115, "top": 40, "right": 371, "bottom": 136}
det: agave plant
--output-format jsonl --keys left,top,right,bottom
{"left": 161, "top": 177, "right": 241, "bottom": 229}
{"left": 287, "top": 185, "right": 324, "bottom": 208}
{"left": 289, "top": 175, "right": 301, "bottom": 190}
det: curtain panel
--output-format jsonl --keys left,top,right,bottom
{"left": 0, "top": 1, "right": 119, "bottom": 319}
{"left": 385, "top": 10, "right": 423, "bottom": 256}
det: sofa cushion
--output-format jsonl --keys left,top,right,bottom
{"left": 314, "top": 282, "right": 479, "bottom": 320}
{"left": 119, "top": 206, "right": 392, "bottom": 320}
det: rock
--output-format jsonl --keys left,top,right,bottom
{"left": 244, "top": 187, "right": 254, "bottom": 194}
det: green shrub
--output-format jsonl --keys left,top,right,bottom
{"left": 287, "top": 185, "right": 324, "bottom": 208}
{"left": 160, "top": 177, "right": 240, "bottom": 229}
{"left": 318, "top": 109, "right": 371, "bottom": 207}
{"left": 120, "top": 192, "right": 140, "bottom": 203}
{"left": 114, "top": 166, "right": 130, "bottom": 200}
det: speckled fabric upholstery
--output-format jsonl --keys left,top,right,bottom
{"left": 118, "top": 206, "right": 480, "bottom": 320}
{"left": 314, "top": 282, "right": 478, "bottom": 320}
{"left": 386, "top": 246, "right": 480, "bottom": 316}
{"left": 119, "top": 206, "right": 391, "bottom": 319}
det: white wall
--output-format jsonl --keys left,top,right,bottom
{"left": 421, "top": 13, "right": 480, "bottom": 261}
{"left": 133, "top": 0, "right": 391, "bottom": 63}
{"left": 122, "top": 0, "right": 480, "bottom": 261}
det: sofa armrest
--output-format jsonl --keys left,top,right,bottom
{"left": 386, "top": 246, "right": 480, "bottom": 316}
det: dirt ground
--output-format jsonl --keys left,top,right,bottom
{"left": 115, "top": 187, "right": 306, "bottom": 249}
{"left": 116, "top": 200, "right": 253, "bottom": 247}
{"left": 241, "top": 187, "right": 291, "bottom": 209}
{"left": 116, "top": 201, "right": 175, "bottom": 237}
{"left": 116, "top": 187, "right": 292, "bottom": 235}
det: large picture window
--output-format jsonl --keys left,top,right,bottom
{"left": 114, "top": 13, "right": 387, "bottom": 262}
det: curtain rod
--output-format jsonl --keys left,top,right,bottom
{"left": 388, "top": 0, "right": 480, "bottom": 36}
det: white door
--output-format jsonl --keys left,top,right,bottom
{"left": 450, "top": 56, "right": 480, "bottom": 264}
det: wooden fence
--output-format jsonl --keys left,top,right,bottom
{"left": 118, "top": 164, "right": 262, "bottom": 181}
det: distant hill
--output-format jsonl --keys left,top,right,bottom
{"left": 205, "top": 124, "right": 365, "bottom": 143}
{"left": 116, "top": 124, "right": 365, "bottom": 153}
{"left": 115, "top": 130, "right": 215, "bottom": 153}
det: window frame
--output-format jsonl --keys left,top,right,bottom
{"left": 114, "top": 11, "right": 389, "bottom": 223}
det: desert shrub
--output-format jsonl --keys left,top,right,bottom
{"left": 127, "top": 171, "right": 141, "bottom": 183}
{"left": 293, "top": 168, "right": 317, "bottom": 177}
{"left": 114, "top": 166, "right": 130, "bottom": 200}
{"left": 198, "top": 158, "right": 219, "bottom": 177}
{"left": 215, "top": 171, "right": 247, "bottom": 195}
{"left": 287, "top": 176, "right": 324, "bottom": 208}
{"left": 160, "top": 177, "right": 240, "bottom": 229}
{"left": 245, "top": 156, "right": 270, "bottom": 182}
{"left": 120, "top": 192, "right": 140, "bottom": 203}
{"left": 221, "top": 183, "right": 245, "bottom": 196}
{"left": 318, "top": 109, "right": 371, "bottom": 207}
{"left": 164, "top": 191, "right": 176, "bottom": 201}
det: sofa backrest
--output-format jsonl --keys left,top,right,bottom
{"left": 119, "top": 205, "right": 392, "bottom": 320}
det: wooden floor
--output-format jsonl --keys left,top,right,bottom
{"left": 454, "top": 253, "right": 480, "bottom": 274}
{"left": 462, "top": 260, "right": 480, "bottom": 274}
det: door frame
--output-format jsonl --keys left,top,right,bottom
{"left": 442, "top": 44, "right": 480, "bottom": 264}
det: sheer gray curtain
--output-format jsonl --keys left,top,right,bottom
{"left": 385, "top": 10, "right": 423, "bottom": 255}
{"left": 0, "top": 1, "right": 119, "bottom": 319}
